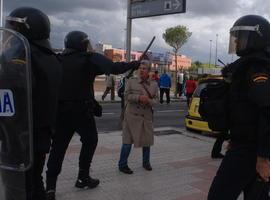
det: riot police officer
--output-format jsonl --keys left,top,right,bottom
{"left": 45, "top": 31, "right": 140, "bottom": 200}
{"left": 208, "top": 15, "right": 270, "bottom": 200}
{"left": 4, "top": 7, "right": 62, "bottom": 200}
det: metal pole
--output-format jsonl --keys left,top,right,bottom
{"left": 0, "top": 0, "right": 3, "bottom": 27}
{"left": 126, "top": 0, "right": 132, "bottom": 62}
{"left": 209, "top": 39, "right": 212, "bottom": 67}
{"left": 215, "top": 34, "right": 218, "bottom": 67}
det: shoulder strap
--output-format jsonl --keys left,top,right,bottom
{"left": 141, "top": 83, "right": 153, "bottom": 99}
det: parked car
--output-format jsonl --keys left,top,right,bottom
{"left": 185, "top": 76, "right": 223, "bottom": 134}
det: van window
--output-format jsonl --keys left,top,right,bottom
{"left": 193, "top": 80, "right": 222, "bottom": 97}
{"left": 193, "top": 83, "right": 207, "bottom": 97}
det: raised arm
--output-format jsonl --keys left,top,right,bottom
{"left": 89, "top": 53, "right": 140, "bottom": 75}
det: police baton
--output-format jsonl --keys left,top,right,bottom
{"left": 218, "top": 59, "right": 226, "bottom": 67}
{"left": 126, "top": 36, "right": 156, "bottom": 79}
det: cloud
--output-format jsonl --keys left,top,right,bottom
{"left": 5, "top": 0, "right": 125, "bottom": 14}
{"left": 4, "top": 0, "right": 270, "bottom": 64}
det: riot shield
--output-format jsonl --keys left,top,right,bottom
{"left": 0, "top": 28, "right": 32, "bottom": 200}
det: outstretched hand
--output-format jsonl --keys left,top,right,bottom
{"left": 256, "top": 157, "right": 270, "bottom": 182}
{"left": 139, "top": 95, "right": 150, "bottom": 105}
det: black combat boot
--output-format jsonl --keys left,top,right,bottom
{"left": 46, "top": 190, "right": 56, "bottom": 200}
{"left": 46, "top": 177, "right": 57, "bottom": 200}
{"left": 75, "top": 169, "right": 100, "bottom": 189}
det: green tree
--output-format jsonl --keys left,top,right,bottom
{"left": 194, "top": 61, "right": 202, "bottom": 67}
{"left": 163, "top": 25, "right": 192, "bottom": 96}
{"left": 190, "top": 61, "right": 202, "bottom": 71}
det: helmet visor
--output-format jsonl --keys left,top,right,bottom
{"left": 5, "top": 16, "right": 30, "bottom": 29}
{"left": 228, "top": 30, "right": 250, "bottom": 54}
{"left": 83, "top": 38, "right": 93, "bottom": 52}
{"left": 228, "top": 25, "right": 262, "bottom": 54}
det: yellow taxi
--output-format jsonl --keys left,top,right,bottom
{"left": 185, "top": 76, "right": 223, "bottom": 134}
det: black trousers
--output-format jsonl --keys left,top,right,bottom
{"left": 46, "top": 103, "right": 98, "bottom": 190}
{"left": 177, "top": 83, "right": 183, "bottom": 96}
{"left": 208, "top": 144, "right": 270, "bottom": 200}
{"left": 102, "top": 86, "right": 115, "bottom": 100}
{"left": 186, "top": 93, "right": 193, "bottom": 107}
{"left": 160, "top": 88, "right": 170, "bottom": 104}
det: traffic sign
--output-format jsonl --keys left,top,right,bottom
{"left": 130, "top": 0, "right": 186, "bottom": 19}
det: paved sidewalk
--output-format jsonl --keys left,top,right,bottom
{"left": 48, "top": 127, "right": 244, "bottom": 200}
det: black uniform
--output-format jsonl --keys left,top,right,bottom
{"left": 28, "top": 43, "right": 62, "bottom": 200}
{"left": 208, "top": 53, "right": 270, "bottom": 200}
{"left": 3, "top": 7, "right": 62, "bottom": 200}
{"left": 46, "top": 49, "right": 140, "bottom": 192}
{"left": 208, "top": 15, "right": 270, "bottom": 200}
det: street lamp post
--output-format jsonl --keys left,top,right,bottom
{"left": 0, "top": 0, "right": 3, "bottom": 27}
{"left": 209, "top": 39, "right": 212, "bottom": 67}
{"left": 126, "top": 0, "right": 132, "bottom": 62}
{"left": 215, "top": 34, "right": 218, "bottom": 67}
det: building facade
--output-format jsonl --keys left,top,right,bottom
{"left": 104, "top": 48, "right": 192, "bottom": 72}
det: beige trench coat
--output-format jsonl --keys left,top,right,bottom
{"left": 122, "top": 77, "right": 159, "bottom": 147}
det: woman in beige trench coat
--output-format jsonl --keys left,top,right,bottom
{"left": 118, "top": 61, "right": 159, "bottom": 174}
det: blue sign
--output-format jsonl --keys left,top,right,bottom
{"left": 0, "top": 89, "right": 15, "bottom": 116}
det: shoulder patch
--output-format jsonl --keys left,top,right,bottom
{"left": 251, "top": 73, "right": 269, "bottom": 84}
{"left": 11, "top": 59, "right": 26, "bottom": 65}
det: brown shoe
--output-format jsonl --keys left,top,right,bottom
{"left": 119, "top": 166, "right": 133, "bottom": 174}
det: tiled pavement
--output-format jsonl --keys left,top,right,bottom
{"left": 49, "top": 127, "right": 245, "bottom": 200}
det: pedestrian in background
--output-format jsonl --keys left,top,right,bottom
{"left": 45, "top": 31, "right": 140, "bottom": 200}
{"left": 208, "top": 15, "right": 270, "bottom": 200}
{"left": 177, "top": 71, "right": 184, "bottom": 97}
{"left": 151, "top": 70, "right": 160, "bottom": 84}
{"left": 102, "top": 74, "right": 115, "bottom": 101}
{"left": 118, "top": 60, "right": 159, "bottom": 174}
{"left": 159, "top": 71, "right": 171, "bottom": 104}
{"left": 185, "top": 76, "right": 197, "bottom": 107}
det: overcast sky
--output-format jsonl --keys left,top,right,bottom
{"left": 3, "top": 0, "right": 270, "bottom": 64}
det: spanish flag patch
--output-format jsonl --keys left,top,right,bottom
{"left": 11, "top": 59, "right": 26, "bottom": 65}
{"left": 252, "top": 73, "right": 269, "bottom": 83}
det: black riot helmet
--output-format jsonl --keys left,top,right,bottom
{"left": 229, "top": 15, "right": 270, "bottom": 56}
{"left": 5, "top": 7, "right": 50, "bottom": 41}
{"left": 64, "top": 31, "right": 92, "bottom": 52}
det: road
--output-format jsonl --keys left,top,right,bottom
{"left": 95, "top": 101, "right": 188, "bottom": 132}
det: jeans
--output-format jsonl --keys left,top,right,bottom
{"left": 118, "top": 144, "right": 150, "bottom": 168}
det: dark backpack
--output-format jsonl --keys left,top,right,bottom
{"left": 198, "top": 80, "right": 230, "bottom": 132}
